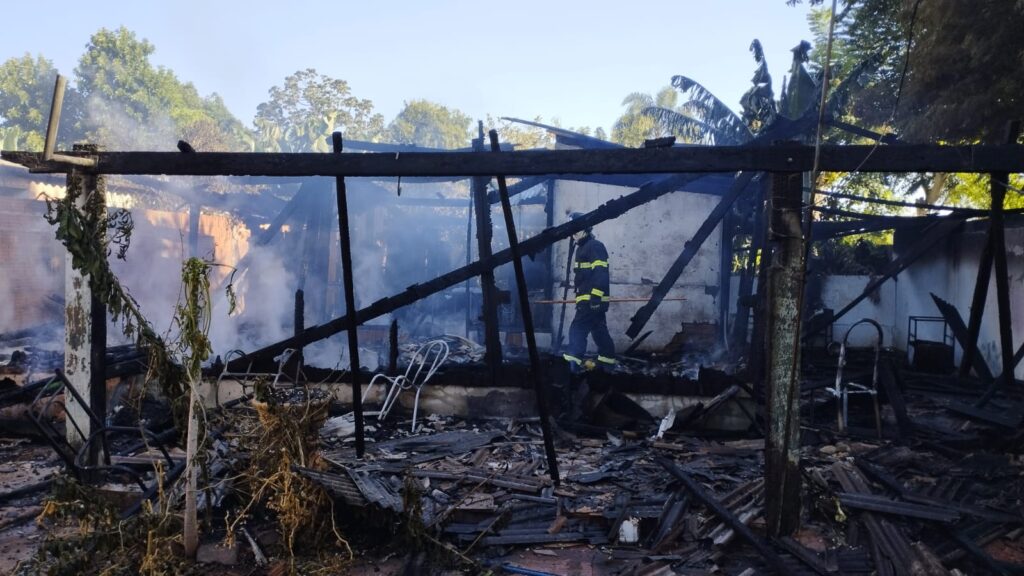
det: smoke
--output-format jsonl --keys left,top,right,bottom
{"left": 83, "top": 94, "right": 178, "bottom": 151}
{"left": 207, "top": 244, "right": 296, "bottom": 355}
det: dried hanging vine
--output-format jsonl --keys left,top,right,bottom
{"left": 41, "top": 162, "right": 233, "bottom": 426}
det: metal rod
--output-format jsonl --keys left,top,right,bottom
{"left": 489, "top": 129, "right": 560, "bottom": 485}
{"left": 332, "top": 132, "right": 365, "bottom": 457}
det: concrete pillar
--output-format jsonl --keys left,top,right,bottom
{"left": 63, "top": 162, "right": 106, "bottom": 459}
{"left": 764, "top": 171, "right": 804, "bottom": 537}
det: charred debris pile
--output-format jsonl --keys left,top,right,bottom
{"left": 1, "top": 328, "right": 1024, "bottom": 574}
{"left": 1, "top": 99, "right": 1024, "bottom": 572}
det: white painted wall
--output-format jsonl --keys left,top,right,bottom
{"left": 800, "top": 225, "right": 1023, "bottom": 379}
{"left": 550, "top": 180, "right": 723, "bottom": 352}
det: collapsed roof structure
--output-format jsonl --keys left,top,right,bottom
{"left": 1, "top": 52, "right": 1024, "bottom": 574}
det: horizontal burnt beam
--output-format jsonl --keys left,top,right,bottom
{"left": 5, "top": 144, "right": 1024, "bottom": 176}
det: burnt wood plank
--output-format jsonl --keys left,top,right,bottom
{"left": 5, "top": 144, "right": 1024, "bottom": 176}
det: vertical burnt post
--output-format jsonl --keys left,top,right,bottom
{"left": 488, "top": 129, "right": 560, "bottom": 485}
{"left": 764, "top": 171, "right": 804, "bottom": 537}
{"left": 388, "top": 319, "right": 399, "bottom": 377}
{"left": 962, "top": 122, "right": 1019, "bottom": 380}
{"left": 332, "top": 132, "right": 365, "bottom": 457}
{"left": 960, "top": 234, "right": 994, "bottom": 378}
{"left": 63, "top": 150, "right": 107, "bottom": 465}
{"left": 988, "top": 121, "right": 1019, "bottom": 384}
{"left": 472, "top": 127, "right": 503, "bottom": 383}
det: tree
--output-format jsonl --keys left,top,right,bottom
{"left": 611, "top": 88, "right": 678, "bottom": 147}
{"left": 794, "top": 0, "right": 1024, "bottom": 144}
{"left": 795, "top": 1, "right": 1024, "bottom": 208}
{"left": 0, "top": 54, "right": 83, "bottom": 151}
{"left": 386, "top": 99, "right": 471, "bottom": 149}
{"left": 74, "top": 27, "right": 249, "bottom": 151}
{"left": 254, "top": 68, "right": 384, "bottom": 152}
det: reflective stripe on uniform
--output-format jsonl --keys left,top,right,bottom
{"left": 575, "top": 294, "right": 590, "bottom": 302}
{"left": 563, "top": 354, "right": 583, "bottom": 365}
{"left": 597, "top": 355, "right": 617, "bottom": 364}
{"left": 590, "top": 288, "right": 605, "bottom": 297}
{"left": 576, "top": 260, "right": 608, "bottom": 269}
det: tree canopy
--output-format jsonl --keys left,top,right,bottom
{"left": 386, "top": 99, "right": 471, "bottom": 149}
{"left": 795, "top": 0, "right": 1024, "bottom": 144}
{"left": 254, "top": 68, "right": 384, "bottom": 152}
{"left": 74, "top": 27, "right": 250, "bottom": 151}
{"left": 0, "top": 54, "right": 81, "bottom": 151}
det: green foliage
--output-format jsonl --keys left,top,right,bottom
{"left": 70, "top": 27, "right": 249, "bottom": 150}
{"left": 43, "top": 168, "right": 183, "bottom": 412}
{"left": 0, "top": 54, "right": 79, "bottom": 151}
{"left": 611, "top": 91, "right": 662, "bottom": 147}
{"left": 386, "top": 99, "right": 472, "bottom": 148}
{"left": 942, "top": 173, "right": 1024, "bottom": 210}
{"left": 25, "top": 473, "right": 195, "bottom": 575}
{"left": 254, "top": 68, "right": 384, "bottom": 152}
{"left": 798, "top": 0, "right": 1024, "bottom": 143}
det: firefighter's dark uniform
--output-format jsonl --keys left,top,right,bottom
{"left": 563, "top": 231, "right": 616, "bottom": 373}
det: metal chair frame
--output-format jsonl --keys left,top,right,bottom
{"left": 366, "top": 339, "right": 450, "bottom": 432}
{"left": 214, "top": 347, "right": 302, "bottom": 406}
{"left": 828, "top": 318, "right": 884, "bottom": 437}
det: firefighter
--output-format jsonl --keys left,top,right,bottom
{"left": 563, "top": 212, "right": 617, "bottom": 376}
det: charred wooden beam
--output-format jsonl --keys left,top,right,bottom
{"left": 472, "top": 133, "right": 503, "bottom": 381}
{"left": 657, "top": 457, "right": 790, "bottom": 574}
{"left": 975, "top": 341, "right": 1024, "bottom": 408}
{"left": 489, "top": 130, "right": 559, "bottom": 485}
{"left": 228, "top": 172, "right": 704, "bottom": 370}
{"left": 877, "top": 360, "right": 913, "bottom": 438}
{"left": 332, "top": 133, "right": 365, "bottom": 457}
{"left": 6, "top": 144, "right": 1024, "bottom": 176}
{"left": 626, "top": 171, "right": 756, "bottom": 339}
{"left": 960, "top": 232, "right": 994, "bottom": 378}
{"left": 989, "top": 125, "right": 1018, "bottom": 389}
{"left": 930, "top": 294, "right": 996, "bottom": 382}
{"left": 763, "top": 172, "right": 804, "bottom": 538}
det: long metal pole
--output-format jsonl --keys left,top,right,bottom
{"left": 489, "top": 130, "right": 560, "bottom": 485}
{"left": 332, "top": 132, "right": 365, "bottom": 457}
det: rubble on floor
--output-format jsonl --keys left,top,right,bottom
{"left": 0, "top": 347, "right": 1021, "bottom": 574}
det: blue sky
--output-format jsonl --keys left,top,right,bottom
{"left": 1, "top": 0, "right": 816, "bottom": 134}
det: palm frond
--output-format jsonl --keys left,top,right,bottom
{"left": 641, "top": 107, "right": 749, "bottom": 145}
{"left": 751, "top": 39, "right": 766, "bottom": 64}
{"left": 670, "top": 76, "right": 753, "bottom": 142}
